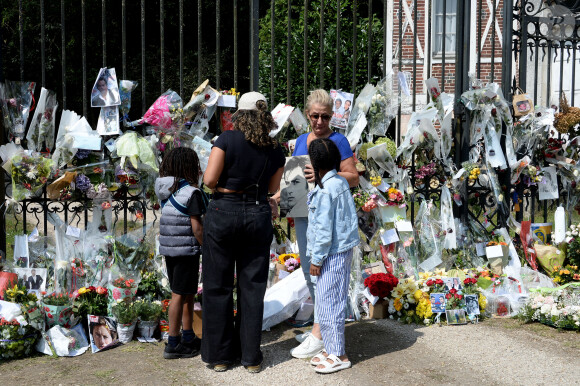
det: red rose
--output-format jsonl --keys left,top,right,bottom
{"left": 426, "top": 279, "right": 434, "bottom": 286}
{"left": 449, "top": 288, "right": 457, "bottom": 295}
{"left": 454, "top": 293, "right": 461, "bottom": 299}
{"left": 88, "top": 286, "right": 96, "bottom": 292}
{"left": 436, "top": 279, "right": 444, "bottom": 285}
{"left": 445, "top": 293, "right": 452, "bottom": 299}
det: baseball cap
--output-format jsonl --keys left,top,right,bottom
{"left": 236, "top": 91, "right": 267, "bottom": 112}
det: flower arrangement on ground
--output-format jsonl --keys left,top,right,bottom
{"left": 278, "top": 253, "right": 300, "bottom": 272}
{"left": 551, "top": 265, "right": 580, "bottom": 284}
{"left": 72, "top": 286, "right": 108, "bottom": 320}
{"left": 518, "top": 288, "right": 580, "bottom": 330}
{"left": 42, "top": 292, "right": 74, "bottom": 328}
{"left": 111, "top": 298, "right": 138, "bottom": 326}
{"left": 134, "top": 299, "right": 163, "bottom": 322}
{"left": 364, "top": 272, "right": 399, "bottom": 299}
{"left": 0, "top": 317, "right": 38, "bottom": 360}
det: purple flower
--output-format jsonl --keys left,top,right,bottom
{"left": 75, "top": 174, "right": 92, "bottom": 193}
{"left": 75, "top": 149, "right": 92, "bottom": 160}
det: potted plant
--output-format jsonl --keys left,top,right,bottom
{"left": 134, "top": 299, "right": 163, "bottom": 339}
{"left": 159, "top": 299, "right": 170, "bottom": 341}
{"left": 42, "top": 292, "right": 73, "bottom": 329}
{"left": 111, "top": 298, "right": 138, "bottom": 343}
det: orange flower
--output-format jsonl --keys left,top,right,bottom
{"left": 136, "top": 211, "right": 144, "bottom": 220}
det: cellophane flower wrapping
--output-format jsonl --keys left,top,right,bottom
{"left": 115, "top": 131, "right": 159, "bottom": 173}
{"left": 51, "top": 110, "right": 81, "bottom": 170}
{"left": 10, "top": 151, "right": 53, "bottom": 201}
{"left": 26, "top": 87, "right": 58, "bottom": 152}
{"left": 414, "top": 200, "right": 444, "bottom": 273}
{"left": 132, "top": 90, "right": 184, "bottom": 131}
{"left": 368, "top": 73, "right": 399, "bottom": 136}
{"left": 346, "top": 83, "right": 376, "bottom": 136}
{"left": 119, "top": 80, "right": 138, "bottom": 127}
{"left": 0, "top": 80, "right": 36, "bottom": 141}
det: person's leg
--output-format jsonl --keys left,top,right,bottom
{"left": 168, "top": 292, "right": 184, "bottom": 347}
{"left": 236, "top": 203, "right": 272, "bottom": 367}
{"left": 316, "top": 249, "right": 353, "bottom": 367}
{"left": 181, "top": 294, "right": 196, "bottom": 343}
{"left": 294, "top": 217, "right": 321, "bottom": 338}
{"left": 201, "top": 201, "right": 238, "bottom": 365}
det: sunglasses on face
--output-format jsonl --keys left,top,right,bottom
{"left": 309, "top": 114, "right": 332, "bottom": 121}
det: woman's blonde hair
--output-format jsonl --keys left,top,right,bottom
{"left": 305, "top": 89, "right": 333, "bottom": 113}
{"left": 233, "top": 100, "right": 278, "bottom": 148}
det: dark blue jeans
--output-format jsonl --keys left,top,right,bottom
{"left": 201, "top": 194, "right": 272, "bottom": 366}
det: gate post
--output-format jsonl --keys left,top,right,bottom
{"left": 250, "top": 0, "right": 260, "bottom": 91}
{"left": 0, "top": 19, "right": 5, "bottom": 257}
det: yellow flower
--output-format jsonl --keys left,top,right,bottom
{"left": 78, "top": 287, "right": 88, "bottom": 295}
{"left": 394, "top": 298, "right": 403, "bottom": 311}
{"left": 478, "top": 294, "right": 487, "bottom": 312}
{"left": 414, "top": 290, "right": 423, "bottom": 302}
{"left": 419, "top": 271, "right": 433, "bottom": 281}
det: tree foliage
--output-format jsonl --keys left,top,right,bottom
{"left": 258, "top": 0, "right": 384, "bottom": 109}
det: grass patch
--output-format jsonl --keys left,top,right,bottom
{"left": 94, "top": 369, "right": 116, "bottom": 378}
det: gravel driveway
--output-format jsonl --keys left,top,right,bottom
{"left": 1, "top": 318, "right": 579, "bottom": 385}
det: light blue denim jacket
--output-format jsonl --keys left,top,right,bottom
{"left": 306, "top": 169, "right": 360, "bottom": 266}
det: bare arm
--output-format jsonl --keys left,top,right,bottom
{"left": 303, "top": 156, "right": 359, "bottom": 187}
{"left": 338, "top": 156, "right": 359, "bottom": 187}
{"left": 190, "top": 216, "right": 203, "bottom": 246}
{"left": 203, "top": 147, "right": 225, "bottom": 189}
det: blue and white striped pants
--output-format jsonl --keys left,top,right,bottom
{"left": 316, "top": 248, "right": 353, "bottom": 357}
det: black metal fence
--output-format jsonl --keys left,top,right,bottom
{"left": 1, "top": 0, "right": 580, "bottom": 254}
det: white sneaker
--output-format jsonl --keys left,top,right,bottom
{"left": 290, "top": 334, "right": 324, "bottom": 359}
{"left": 295, "top": 331, "right": 311, "bottom": 343}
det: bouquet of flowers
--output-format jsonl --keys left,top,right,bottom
{"left": 111, "top": 298, "right": 138, "bottom": 326}
{"left": 368, "top": 74, "right": 398, "bottom": 136}
{"left": 10, "top": 151, "right": 53, "bottom": 200}
{"left": 551, "top": 265, "right": 580, "bottom": 284}
{"left": 0, "top": 317, "right": 38, "bottom": 360}
{"left": 119, "top": 80, "right": 138, "bottom": 127}
{"left": 26, "top": 87, "right": 58, "bottom": 152}
{"left": 364, "top": 272, "right": 399, "bottom": 298}
{"left": 131, "top": 90, "right": 184, "bottom": 130}
{"left": 72, "top": 286, "right": 109, "bottom": 320}
{"left": 284, "top": 256, "right": 300, "bottom": 272}
{"left": 444, "top": 288, "right": 465, "bottom": 309}
{"left": 352, "top": 188, "right": 371, "bottom": 211}
{"left": 42, "top": 292, "right": 74, "bottom": 329}
{"left": 519, "top": 288, "right": 580, "bottom": 330}
{"left": 0, "top": 80, "right": 36, "bottom": 142}
{"left": 134, "top": 299, "right": 163, "bottom": 322}
{"left": 424, "top": 278, "right": 446, "bottom": 293}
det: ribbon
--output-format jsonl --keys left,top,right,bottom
{"left": 529, "top": 282, "right": 580, "bottom": 294}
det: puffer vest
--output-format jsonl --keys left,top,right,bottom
{"left": 159, "top": 183, "right": 201, "bottom": 257}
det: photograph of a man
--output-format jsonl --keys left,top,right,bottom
{"left": 91, "top": 68, "right": 121, "bottom": 107}
{"left": 280, "top": 156, "right": 314, "bottom": 218}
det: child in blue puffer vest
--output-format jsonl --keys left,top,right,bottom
{"left": 154, "top": 147, "right": 205, "bottom": 359}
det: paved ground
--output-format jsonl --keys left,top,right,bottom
{"left": 1, "top": 318, "right": 579, "bottom": 385}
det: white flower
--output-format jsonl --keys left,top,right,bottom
{"left": 403, "top": 303, "right": 409, "bottom": 309}
{"left": 573, "top": 231, "right": 579, "bottom": 236}
{"left": 26, "top": 171, "right": 37, "bottom": 180}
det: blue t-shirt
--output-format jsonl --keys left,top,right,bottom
{"left": 292, "top": 132, "right": 353, "bottom": 161}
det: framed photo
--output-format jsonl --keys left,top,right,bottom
{"left": 280, "top": 156, "right": 314, "bottom": 218}
{"left": 13, "top": 267, "right": 47, "bottom": 295}
{"left": 91, "top": 67, "right": 121, "bottom": 108}
{"left": 464, "top": 294, "right": 480, "bottom": 316}
{"left": 88, "top": 315, "right": 120, "bottom": 353}
{"left": 443, "top": 277, "right": 463, "bottom": 292}
{"left": 446, "top": 309, "right": 467, "bottom": 325}
{"left": 430, "top": 292, "right": 446, "bottom": 313}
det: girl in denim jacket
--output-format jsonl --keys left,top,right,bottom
{"left": 306, "top": 138, "right": 360, "bottom": 374}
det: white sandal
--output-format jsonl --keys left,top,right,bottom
{"left": 309, "top": 351, "right": 327, "bottom": 366}
{"left": 314, "top": 354, "right": 351, "bottom": 374}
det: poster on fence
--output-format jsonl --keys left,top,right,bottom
{"left": 329, "top": 89, "right": 354, "bottom": 130}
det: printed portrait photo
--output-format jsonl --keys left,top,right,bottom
{"left": 88, "top": 315, "right": 120, "bottom": 353}
{"left": 14, "top": 267, "right": 47, "bottom": 294}
{"left": 91, "top": 67, "right": 121, "bottom": 108}
{"left": 430, "top": 292, "right": 446, "bottom": 313}
{"left": 329, "top": 89, "right": 354, "bottom": 130}
{"left": 465, "top": 294, "right": 480, "bottom": 316}
{"left": 280, "top": 155, "right": 314, "bottom": 218}
{"left": 443, "top": 277, "right": 463, "bottom": 292}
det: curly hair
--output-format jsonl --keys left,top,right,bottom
{"left": 233, "top": 100, "right": 278, "bottom": 147}
{"left": 308, "top": 138, "right": 341, "bottom": 189}
{"left": 159, "top": 147, "right": 201, "bottom": 192}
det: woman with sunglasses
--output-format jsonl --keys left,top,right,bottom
{"left": 274, "top": 89, "right": 358, "bottom": 359}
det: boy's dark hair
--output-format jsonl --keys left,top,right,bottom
{"left": 308, "top": 138, "right": 341, "bottom": 188}
{"left": 159, "top": 147, "right": 201, "bottom": 192}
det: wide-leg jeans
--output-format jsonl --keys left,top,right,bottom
{"left": 201, "top": 195, "right": 272, "bottom": 367}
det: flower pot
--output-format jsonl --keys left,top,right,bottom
{"left": 368, "top": 299, "right": 387, "bottom": 319}
{"left": 138, "top": 320, "right": 158, "bottom": 340}
{"left": 107, "top": 285, "right": 137, "bottom": 314}
{"left": 159, "top": 319, "right": 169, "bottom": 341}
{"left": 118, "top": 321, "right": 137, "bottom": 343}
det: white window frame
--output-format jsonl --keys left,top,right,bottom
{"left": 432, "top": 0, "right": 457, "bottom": 58}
